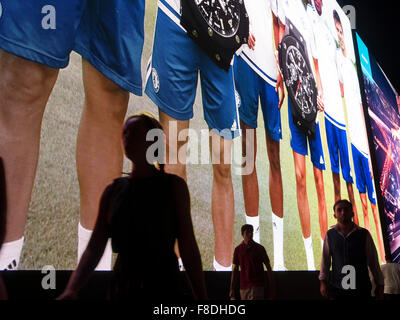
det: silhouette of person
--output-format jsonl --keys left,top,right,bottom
{"left": 381, "top": 255, "right": 400, "bottom": 300}
{"left": 319, "top": 199, "right": 384, "bottom": 300}
{"left": 0, "top": 157, "right": 7, "bottom": 299}
{"left": 58, "top": 113, "right": 208, "bottom": 301}
{"left": 230, "top": 224, "right": 276, "bottom": 300}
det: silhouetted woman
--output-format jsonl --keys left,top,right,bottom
{"left": 58, "top": 113, "right": 207, "bottom": 300}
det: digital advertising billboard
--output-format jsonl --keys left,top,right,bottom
{"left": 0, "top": 0, "right": 388, "bottom": 273}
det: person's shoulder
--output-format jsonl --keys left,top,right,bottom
{"left": 165, "top": 173, "right": 188, "bottom": 190}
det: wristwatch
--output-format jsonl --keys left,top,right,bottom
{"left": 181, "top": 0, "right": 249, "bottom": 71}
{"left": 278, "top": 18, "right": 318, "bottom": 138}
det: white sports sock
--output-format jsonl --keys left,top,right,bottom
{"left": 178, "top": 258, "right": 184, "bottom": 271}
{"left": 213, "top": 257, "right": 232, "bottom": 271}
{"left": 303, "top": 236, "right": 315, "bottom": 271}
{"left": 77, "top": 223, "right": 112, "bottom": 271}
{"left": 245, "top": 215, "right": 260, "bottom": 243}
{"left": 321, "top": 238, "right": 324, "bottom": 251}
{"left": 0, "top": 237, "right": 24, "bottom": 270}
{"left": 271, "top": 213, "right": 285, "bottom": 270}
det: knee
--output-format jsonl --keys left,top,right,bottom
{"left": 0, "top": 52, "right": 57, "bottom": 107}
{"left": 213, "top": 163, "right": 232, "bottom": 183}
{"left": 295, "top": 169, "right": 306, "bottom": 190}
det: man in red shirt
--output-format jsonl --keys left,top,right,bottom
{"left": 230, "top": 224, "right": 276, "bottom": 300}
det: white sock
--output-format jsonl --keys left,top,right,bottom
{"left": 321, "top": 238, "right": 324, "bottom": 251}
{"left": 213, "top": 257, "right": 232, "bottom": 271}
{"left": 178, "top": 258, "right": 184, "bottom": 271}
{"left": 245, "top": 215, "right": 260, "bottom": 243}
{"left": 303, "top": 236, "right": 315, "bottom": 271}
{"left": 272, "top": 213, "right": 285, "bottom": 270}
{"left": 0, "top": 237, "right": 24, "bottom": 270}
{"left": 78, "top": 223, "right": 112, "bottom": 271}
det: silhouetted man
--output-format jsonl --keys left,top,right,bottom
{"left": 230, "top": 224, "right": 275, "bottom": 300}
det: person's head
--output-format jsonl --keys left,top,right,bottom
{"left": 385, "top": 255, "right": 393, "bottom": 263}
{"left": 333, "top": 199, "right": 354, "bottom": 225}
{"left": 333, "top": 10, "right": 346, "bottom": 56}
{"left": 314, "top": 0, "right": 323, "bottom": 16}
{"left": 122, "top": 112, "right": 165, "bottom": 172}
{"left": 241, "top": 224, "right": 254, "bottom": 243}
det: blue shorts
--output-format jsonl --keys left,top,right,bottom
{"left": 324, "top": 117, "right": 353, "bottom": 183}
{"left": 234, "top": 55, "right": 281, "bottom": 142}
{"left": 288, "top": 101, "right": 325, "bottom": 170}
{"left": 351, "top": 144, "right": 376, "bottom": 204}
{"left": 144, "top": 6, "right": 240, "bottom": 140}
{"left": 0, "top": 0, "right": 145, "bottom": 95}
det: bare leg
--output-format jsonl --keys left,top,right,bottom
{"left": 332, "top": 172, "right": 341, "bottom": 203}
{"left": 210, "top": 131, "right": 234, "bottom": 267}
{"left": 313, "top": 167, "right": 328, "bottom": 240}
{"left": 0, "top": 50, "right": 59, "bottom": 243}
{"left": 359, "top": 193, "right": 371, "bottom": 231}
{"left": 158, "top": 110, "right": 190, "bottom": 262}
{"left": 77, "top": 59, "right": 129, "bottom": 230}
{"left": 293, "top": 152, "right": 311, "bottom": 238}
{"left": 266, "top": 135, "right": 283, "bottom": 219}
{"left": 240, "top": 122, "right": 258, "bottom": 218}
{"left": 371, "top": 203, "right": 386, "bottom": 263}
{"left": 346, "top": 182, "right": 359, "bottom": 225}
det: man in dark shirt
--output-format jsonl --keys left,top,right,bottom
{"left": 229, "top": 224, "right": 276, "bottom": 300}
{"left": 319, "top": 199, "right": 384, "bottom": 300}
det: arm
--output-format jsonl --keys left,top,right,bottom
{"left": 173, "top": 176, "right": 208, "bottom": 300}
{"left": 319, "top": 233, "right": 331, "bottom": 299}
{"left": 263, "top": 251, "right": 276, "bottom": 300}
{"left": 57, "top": 185, "right": 113, "bottom": 300}
{"left": 229, "top": 264, "right": 240, "bottom": 300}
{"left": 365, "top": 231, "right": 384, "bottom": 300}
{"left": 313, "top": 58, "right": 324, "bottom": 112}
{"left": 273, "top": 12, "right": 286, "bottom": 109}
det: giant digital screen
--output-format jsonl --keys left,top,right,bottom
{"left": 0, "top": 0, "right": 387, "bottom": 271}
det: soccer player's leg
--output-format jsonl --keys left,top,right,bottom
{"left": 337, "top": 128, "right": 358, "bottom": 222}
{"left": 144, "top": 6, "right": 198, "bottom": 269}
{"left": 260, "top": 80, "right": 285, "bottom": 270}
{"left": 76, "top": 60, "right": 129, "bottom": 269}
{"left": 288, "top": 103, "right": 315, "bottom": 270}
{"left": 324, "top": 119, "right": 341, "bottom": 202}
{"left": 309, "top": 122, "right": 328, "bottom": 245}
{"left": 73, "top": 0, "right": 145, "bottom": 270}
{"left": 233, "top": 56, "right": 260, "bottom": 243}
{"left": 0, "top": 0, "right": 85, "bottom": 269}
{"left": 201, "top": 53, "right": 239, "bottom": 270}
{"left": 363, "top": 156, "right": 385, "bottom": 262}
{"left": 352, "top": 144, "right": 368, "bottom": 227}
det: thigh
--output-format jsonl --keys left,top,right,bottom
{"left": 288, "top": 101, "right": 308, "bottom": 156}
{"left": 260, "top": 80, "right": 281, "bottom": 142}
{"left": 308, "top": 121, "right": 326, "bottom": 170}
{"left": 352, "top": 145, "right": 367, "bottom": 194}
{"left": 0, "top": 0, "right": 86, "bottom": 68}
{"left": 324, "top": 119, "right": 340, "bottom": 173}
{"left": 337, "top": 128, "right": 353, "bottom": 183}
{"left": 74, "top": 0, "right": 145, "bottom": 95}
{"left": 200, "top": 55, "right": 240, "bottom": 140}
{"left": 234, "top": 56, "right": 259, "bottom": 129}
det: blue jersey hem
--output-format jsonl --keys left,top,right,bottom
{"left": 0, "top": 35, "right": 69, "bottom": 69}
{"left": 74, "top": 45, "right": 142, "bottom": 96}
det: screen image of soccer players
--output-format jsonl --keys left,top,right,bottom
{"left": 333, "top": 10, "right": 386, "bottom": 262}
{"left": 145, "top": 0, "right": 242, "bottom": 271}
{"left": 276, "top": 0, "right": 327, "bottom": 270}
{"left": 307, "top": 0, "right": 359, "bottom": 224}
{"left": 233, "top": 0, "right": 286, "bottom": 270}
{"left": 0, "top": 0, "right": 145, "bottom": 270}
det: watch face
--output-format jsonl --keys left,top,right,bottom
{"left": 283, "top": 40, "right": 316, "bottom": 118}
{"left": 195, "top": 0, "right": 241, "bottom": 37}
